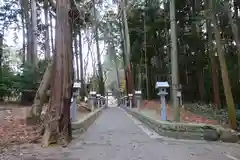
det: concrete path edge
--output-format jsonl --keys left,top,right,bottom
{"left": 72, "top": 107, "right": 104, "bottom": 133}
{"left": 123, "top": 107, "right": 240, "bottom": 143}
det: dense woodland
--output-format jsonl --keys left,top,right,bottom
{"left": 1, "top": 0, "right": 240, "bottom": 145}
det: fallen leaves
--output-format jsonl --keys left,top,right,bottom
{"left": 143, "top": 100, "right": 219, "bottom": 125}
{"left": 0, "top": 108, "right": 41, "bottom": 147}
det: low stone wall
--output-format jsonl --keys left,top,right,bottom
{"left": 72, "top": 107, "right": 103, "bottom": 134}
{"left": 124, "top": 107, "right": 240, "bottom": 143}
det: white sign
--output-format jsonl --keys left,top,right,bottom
{"left": 177, "top": 91, "right": 181, "bottom": 97}
{"left": 135, "top": 90, "right": 142, "bottom": 94}
{"left": 90, "top": 91, "right": 96, "bottom": 95}
{"left": 73, "top": 82, "right": 81, "bottom": 88}
{"left": 155, "top": 81, "right": 170, "bottom": 88}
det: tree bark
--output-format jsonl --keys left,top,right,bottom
{"left": 19, "top": 0, "right": 26, "bottom": 64}
{"left": 74, "top": 34, "right": 80, "bottom": 81}
{"left": 44, "top": 0, "right": 51, "bottom": 60}
{"left": 198, "top": 70, "right": 205, "bottom": 101}
{"left": 210, "top": 0, "right": 237, "bottom": 129}
{"left": 22, "top": 0, "right": 33, "bottom": 64}
{"left": 143, "top": 11, "right": 149, "bottom": 99}
{"left": 121, "top": 0, "right": 134, "bottom": 95}
{"left": 225, "top": 1, "right": 240, "bottom": 83}
{"left": 0, "top": 34, "right": 3, "bottom": 101}
{"left": 50, "top": 12, "right": 55, "bottom": 54}
{"left": 31, "top": 0, "right": 38, "bottom": 65}
{"left": 31, "top": 63, "right": 52, "bottom": 118}
{"left": 78, "top": 29, "right": 85, "bottom": 99}
{"left": 119, "top": 14, "right": 129, "bottom": 94}
{"left": 42, "top": 0, "right": 73, "bottom": 147}
{"left": 204, "top": 0, "right": 221, "bottom": 108}
{"left": 93, "top": 0, "right": 105, "bottom": 96}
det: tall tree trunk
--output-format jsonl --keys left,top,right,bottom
{"left": 121, "top": 0, "right": 134, "bottom": 95}
{"left": 50, "top": 12, "right": 54, "bottom": 54}
{"left": 78, "top": 29, "right": 85, "bottom": 99}
{"left": 44, "top": 0, "right": 51, "bottom": 60}
{"left": 234, "top": 0, "right": 240, "bottom": 39}
{"left": 31, "top": 0, "right": 37, "bottom": 65}
{"left": 119, "top": 14, "right": 129, "bottom": 94}
{"left": 225, "top": 1, "right": 240, "bottom": 83}
{"left": 205, "top": 0, "right": 221, "bottom": 108}
{"left": 0, "top": 34, "right": 3, "bottom": 101}
{"left": 22, "top": 0, "right": 33, "bottom": 64}
{"left": 192, "top": 0, "right": 205, "bottom": 102}
{"left": 74, "top": 34, "right": 80, "bottom": 81}
{"left": 93, "top": 0, "right": 105, "bottom": 95}
{"left": 42, "top": 0, "right": 73, "bottom": 147}
{"left": 209, "top": 32, "right": 221, "bottom": 108}
{"left": 143, "top": 11, "right": 149, "bottom": 99}
{"left": 210, "top": 0, "right": 237, "bottom": 129}
{"left": 31, "top": 63, "right": 52, "bottom": 117}
{"left": 109, "top": 22, "right": 120, "bottom": 91}
{"left": 198, "top": 70, "right": 205, "bottom": 101}
{"left": 19, "top": 0, "right": 26, "bottom": 64}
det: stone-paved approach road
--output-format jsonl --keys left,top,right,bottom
{"left": 3, "top": 107, "right": 240, "bottom": 160}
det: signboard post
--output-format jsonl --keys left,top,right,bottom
{"left": 71, "top": 82, "right": 81, "bottom": 122}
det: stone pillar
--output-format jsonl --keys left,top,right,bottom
{"left": 89, "top": 91, "right": 96, "bottom": 111}
{"left": 134, "top": 90, "right": 142, "bottom": 109}
{"left": 128, "top": 93, "right": 133, "bottom": 108}
{"left": 71, "top": 92, "right": 78, "bottom": 122}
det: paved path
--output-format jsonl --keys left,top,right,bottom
{"left": 3, "top": 107, "right": 240, "bottom": 160}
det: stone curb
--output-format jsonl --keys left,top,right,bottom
{"left": 124, "top": 107, "right": 240, "bottom": 143}
{"left": 72, "top": 107, "right": 104, "bottom": 133}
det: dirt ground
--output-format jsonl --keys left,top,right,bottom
{"left": 0, "top": 105, "right": 40, "bottom": 146}
{"left": 0, "top": 102, "right": 91, "bottom": 147}
{"left": 140, "top": 100, "right": 219, "bottom": 125}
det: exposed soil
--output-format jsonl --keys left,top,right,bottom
{"left": 0, "top": 102, "right": 91, "bottom": 147}
{"left": 0, "top": 106, "right": 41, "bottom": 147}
{"left": 141, "top": 100, "right": 220, "bottom": 125}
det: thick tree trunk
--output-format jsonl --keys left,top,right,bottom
{"left": 204, "top": 0, "right": 221, "bottom": 108}
{"left": 93, "top": 0, "right": 105, "bottom": 96}
{"left": 127, "top": 63, "right": 134, "bottom": 94}
{"left": 211, "top": 56, "right": 221, "bottom": 108}
{"left": 208, "top": 27, "right": 220, "bottom": 108}
{"left": 78, "top": 29, "right": 85, "bottom": 99}
{"left": 50, "top": 12, "right": 54, "bottom": 54}
{"left": 0, "top": 34, "right": 3, "bottom": 101}
{"left": 42, "top": 0, "right": 73, "bottom": 147}
{"left": 119, "top": 15, "right": 129, "bottom": 94}
{"left": 22, "top": 0, "right": 33, "bottom": 64}
{"left": 198, "top": 70, "right": 205, "bottom": 101}
{"left": 19, "top": 0, "right": 26, "bottom": 63}
{"left": 143, "top": 12, "right": 149, "bottom": 99}
{"left": 44, "top": 0, "right": 51, "bottom": 60}
{"left": 31, "top": 63, "right": 52, "bottom": 118}
{"left": 121, "top": 0, "right": 134, "bottom": 95}
{"left": 225, "top": 1, "right": 240, "bottom": 83}
{"left": 31, "top": 0, "right": 37, "bottom": 65}
{"left": 210, "top": 0, "right": 237, "bottom": 129}
{"left": 74, "top": 35, "right": 80, "bottom": 81}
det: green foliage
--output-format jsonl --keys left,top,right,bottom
{"left": 0, "top": 56, "right": 49, "bottom": 103}
{"left": 13, "top": 60, "right": 48, "bottom": 93}
{"left": 127, "top": 0, "right": 240, "bottom": 103}
{"left": 0, "top": 64, "right": 14, "bottom": 98}
{"left": 12, "top": 60, "right": 49, "bottom": 103}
